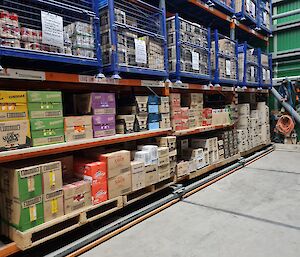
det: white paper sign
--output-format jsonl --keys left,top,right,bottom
{"left": 192, "top": 52, "right": 200, "bottom": 71}
{"left": 135, "top": 38, "right": 147, "bottom": 64}
{"left": 263, "top": 12, "right": 267, "bottom": 23}
{"left": 263, "top": 68, "right": 266, "bottom": 80}
{"left": 266, "top": 70, "right": 270, "bottom": 80}
{"left": 250, "top": 66, "right": 255, "bottom": 78}
{"left": 41, "top": 11, "right": 63, "bottom": 48}
{"left": 226, "top": 60, "right": 231, "bottom": 76}
{"left": 251, "top": 2, "right": 256, "bottom": 16}
{"left": 246, "top": 0, "right": 250, "bottom": 12}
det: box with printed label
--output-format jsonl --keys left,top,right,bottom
{"left": 145, "top": 164, "right": 159, "bottom": 186}
{"left": 75, "top": 93, "right": 116, "bottom": 115}
{"left": 136, "top": 114, "right": 148, "bottom": 131}
{"left": 91, "top": 180, "right": 108, "bottom": 205}
{"left": 156, "top": 136, "right": 176, "bottom": 150}
{"left": 131, "top": 161, "right": 146, "bottom": 191}
{"left": 63, "top": 180, "right": 92, "bottom": 214}
{"left": 148, "top": 113, "right": 161, "bottom": 123}
{"left": 135, "top": 96, "right": 148, "bottom": 113}
{"left": 158, "top": 155, "right": 170, "bottom": 166}
{"left": 116, "top": 115, "right": 135, "bottom": 134}
{"left": 160, "top": 120, "right": 171, "bottom": 129}
{"left": 1, "top": 195, "right": 44, "bottom": 232}
{"left": 30, "top": 118, "right": 64, "bottom": 146}
{"left": 148, "top": 95, "right": 160, "bottom": 105}
{"left": 148, "top": 122, "right": 160, "bottom": 130}
{"left": 159, "top": 99, "right": 170, "bottom": 113}
{"left": 169, "top": 93, "right": 181, "bottom": 107}
{"left": 158, "top": 164, "right": 171, "bottom": 182}
{"left": 64, "top": 116, "right": 93, "bottom": 142}
{"left": 100, "top": 150, "right": 131, "bottom": 179}
{"left": 158, "top": 147, "right": 169, "bottom": 158}
{"left": 138, "top": 145, "right": 158, "bottom": 160}
{"left": 93, "top": 114, "right": 116, "bottom": 138}
{"left": 0, "top": 91, "right": 28, "bottom": 121}
{"left": 41, "top": 161, "right": 63, "bottom": 194}
{"left": 0, "top": 163, "right": 42, "bottom": 201}
{"left": 108, "top": 171, "right": 131, "bottom": 199}
{"left": 134, "top": 151, "right": 152, "bottom": 166}
{"left": 43, "top": 190, "right": 64, "bottom": 222}
{"left": 0, "top": 120, "right": 31, "bottom": 151}
{"left": 148, "top": 104, "right": 159, "bottom": 114}
{"left": 74, "top": 159, "right": 107, "bottom": 184}
{"left": 28, "top": 102, "right": 63, "bottom": 119}
{"left": 27, "top": 91, "right": 62, "bottom": 103}
{"left": 176, "top": 161, "right": 189, "bottom": 177}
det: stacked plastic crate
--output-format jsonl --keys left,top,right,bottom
{"left": 167, "top": 15, "right": 210, "bottom": 83}
{"left": 99, "top": 0, "right": 167, "bottom": 78}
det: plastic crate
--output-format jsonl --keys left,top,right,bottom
{"left": 167, "top": 14, "right": 211, "bottom": 83}
{"left": 257, "top": 0, "right": 272, "bottom": 34}
{"left": 205, "top": 0, "right": 235, "bottom": 14}
{"left": 235, "top": 0, "right": 258, "bottom": 25}
{"left": 99, "top": 0, "right": 168, "bottom": 79}
{"left": 211, "top": 30, "right": 238, "bottom": 85}
{"left": 0, "top": 0, "right": 102, "bottom": 72}
{"left": 259, "top": 50, "right": 272, "bottom": 88}
{"left": 238, "top": 43, "right": 260, "bottom": 87}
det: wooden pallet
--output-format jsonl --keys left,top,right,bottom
{"left": 123, "top": 176, "right": 175, "bottom": 206}
{"left": 8, "top": 196, "right": 123, "bottom": 250}
{"left": 176, "top": 154, "right": 241, "bottom": 182}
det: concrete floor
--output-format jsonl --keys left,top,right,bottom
{"left": 82, "top": 149, "right": 300, "bottom": 257}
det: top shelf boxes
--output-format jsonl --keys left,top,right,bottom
{"left": 99, "top": 0, "right": 168, "bottom": 79}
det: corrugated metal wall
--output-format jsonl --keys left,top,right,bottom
{"left": 272, "top": 0, "right": 300, "bottom": 79}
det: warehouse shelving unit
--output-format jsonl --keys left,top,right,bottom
{"left": 0, "top": 0, "right": 273, "bottom": 255}
{"left": 259, "top": 50, "right": 273, "bottom": 88}
{"left": 235, "top": 0, "right": 258, "bottom": 25}
{"left": 257, "top": 0, "right": 272, "bottom": 34}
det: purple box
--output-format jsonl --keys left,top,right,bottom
{"left": 76, "top": 93, "right": 116, "bottom": 115}
{"left": 92, "top": 114, "right": 116, "bottom": 138}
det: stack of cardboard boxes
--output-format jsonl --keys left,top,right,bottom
{"left": 157, "top": 136, "right": 177, "bottom": 177}
{"left": 28, "top": 91, "right": 64, "bottom": 146}
{"left": 159, "top": 97, "right": 171, "bottom": 129}
{"left": 0, "top": 91, "right": 31, "bottom": 151}
{"left": 182, "top": 93, "right": 203, "bottom": 128}
{"left": 217, "top": 130, "right": 238, "bottom": 158}
{"left": 148, "top": 96, "right": 161, "bottom": 130}
{"left": 64, "top": 116, "right": 93, "bottom": 142}
{"left": 191, "top": 137, "right": 219, "bottom": 166}
{"left": 256, "top": 102, "right": 271, "bottom": 145}
{"left": 75, "top": 93, "right": 116, "bottom": 138}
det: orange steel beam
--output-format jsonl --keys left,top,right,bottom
{"left": 0, "top": 243, "right": 20, "bottom": 257}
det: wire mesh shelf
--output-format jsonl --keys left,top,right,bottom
{"left": 235, "top": 0, "right": 258, "bottom": 25}
{"left": 167, "top": 14, "right": 211, "bottom": 83}
{"left": 99, "top": 0, "right": 168, "bottom": 78}
{"left": 259, "top": 50, "right": 272, "bottom": 88}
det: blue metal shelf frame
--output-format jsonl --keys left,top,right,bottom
{"left": 238, "top": 42, "right": 260, "bottom": 88}
{"left": 257, "top": 0, "right": 272, "bottom": 34}
{"left": 99, "top": 0, "right": 168, "bottom": 79}
{"left": 213, "top": 29, "right": 239, "bottom": 86}
{"left": 235, "top": 0, "right": 258, "bottom": 25}
{"left": 258, "top": 49, "right": 272, "bottom": 89}
{"left": 205, "top": 0, "right": 235, "bottom": 15}
{"left": 0, "top": 0, "right": 103, "bottom": 73}
{"left": 168, "top": 14, "right": 211, "bottom": 83}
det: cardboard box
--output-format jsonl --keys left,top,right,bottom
{"left": 43, "top": 190, "right": 64, "bottom": 222}
{"left": 158, "top": 155, "right": 170, "bottom": 166}
{"left": 41, "top": 161, "right": 63, "bottom": 194}
{"left": 136, "top": 114, "right": 148, "bottom": 131}
{"left": 75, "top": 93, "right": 116, "bottom": 115}
{"left": 160, "top": 120, "right": 171, "bottom": 129}
{"left": 53, "top": 155, "right": 73, "bottom": 180}
{"left": 64, "top": 116, "right": 93, "bottom": 142}
{"left": 0, "top": 119, "right": 31, "bottom": 151}
{"left": 2, "top": 195, "right": 44, "bottom": 232}
{"left": 91, "top": 180, "right": 108, "bottom": 205}
{"left": 158, "top": 164, "right": 171, "bottom": 181}
{"left": 159, "top": 97, "right": 170, "bottom": 113}
{"left": 176, "top": 161, "right": 189, "bottom": 177}
{"left": 0, "top": 163, "right": 42, "bottom": 201}
{"left": 116, "top": 115, "right": 135, "bottom": 134}
{"left": 134, "top": 151, "right": 152, "bottom": 166}
{"left": 156, "top": 136, "right": 176, "bottom": 151}
{"left": 145, "top": 164, "right": 159, "bottom": 186}
{"left": 100, "top": 150, "right": 131, "bottom": 179}
{"left": 92, "top": 114, "right": 116, "bottom": 138}
{"left": 108, "top": 171, "right": 131, "bottom": 199}
{"left": 27, "top": 91, "right": 62, "bottom": 103}
{"left": 63, "top": 180, "right": 92, "bottom": 214}
{"left": 131, "top": 161, "right": 146, "bottom": 191}
{"left": 148, "top": 104, "right": 159, "bottom": 113}
{"left": 191, "top": 138, "right": 212, "bottom": 151}
{"left": 28, "top": 102, "right": 63, "bottom": 119}
{"left": 158, "top": 147, "right": 169, "bottom": 158}
{"left": 148, "top": 95, "right": 160, "bottom": 105}
{"left": 74, "top": 159, "right": 107, "bottom": 184}
{"left": 169, "top": 93, "right": 181, "bottom": 107}
{"left": 0, "top": 103, "right": 28, "bottom": 121}
{"left": 30, "top": 118, "right": 64, "bottom": 146}
{"left": 238, "top": 104, "right": 250, "bottom": 116}
{"left": 135, "top": 96, "right": 148, "bottom": 113}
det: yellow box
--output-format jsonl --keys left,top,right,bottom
{"left": 0, "top": 91, "right": 27, "bottom": 104}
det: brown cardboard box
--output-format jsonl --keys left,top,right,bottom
{"left": 158, "top": 155, "right": 170, "bottom": 167}
{"left": 43, "top": 189, "right": 64, "bottom": 222}
{"left": 157, "top": 147, "right": 169, "bottom": 158}
{"left": 156, "top": 136, "right": 176, "bottom": 151}
{"left": 41, "top": 161, "right": 63, "bottom": 194}
{"left": 176, "top": 161, "right": 189, "bottom": 177}
{"left": 131, "top": 161, "right": 146, "bottom": 192}
{"left": 63, "top": 180, "right": 92, "bottom": 214}
{"left": 158, "top": 164, "right": 171, "bottom": 182}
{"left": 108, "top": 171, "right": 131, "bottom": 199}
{"left": 52, "top": 155, "right": 74, "bottom": 180}
{"left": 145, "top": 164, "right": 159, "bottom": 186}
{"left": 100, "top": 150, "right": 131, "bottom": 179}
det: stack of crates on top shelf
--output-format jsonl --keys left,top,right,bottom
{"left": 260, "top": 51, "right": 272, "bottom": 88}
{"left": 211, "top": 31, "right": 238, "bottom": 85}
{"left": 258, "top": 0, "right": 272, "bottom": 33}
{"left": 0, "top": 0, "right": 100, "bottom": 68}
{"left": 238, "top": 43, "right": 260, "bottom": 87}
{"left": 204, "top": 0, "right": 235, "bottom": 15}
{"left": 166, "top": 15, "right": 211, "bottom": 83}
{"left": 235, "top": 0, "right": 257, "bottom": 24}
{"left": 237, "top": 102, "right": 270, "bottom": 153}
{"left": 99, "top": 0, "right": 167, "bottom": 79}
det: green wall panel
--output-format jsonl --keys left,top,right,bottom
{"left": 277, "top": 0, "right": 300, "bottom": 24}
{"left": 277, "top": 62, "right": 300, "bottom": 77}
{"left": 277, "top": 28, "right": 300, "bottom": 52}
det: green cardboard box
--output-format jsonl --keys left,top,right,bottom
{"left": 28, "top": 102, "right": 63, "bottom": 119}
{"left": 1, "top": 195, "right": 44, "bottom": 232}
{"left": 0, "top": 164, "right": 42, "bottom": 201}
{"left": 30, "top": 118, "right": 64, "bottom": 146}
{"left": 27, "top": 91, "right": 62, "bottom": 103}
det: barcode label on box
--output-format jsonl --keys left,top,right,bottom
{"left": 7, "top": 113, "right": 26, "bottom": 119}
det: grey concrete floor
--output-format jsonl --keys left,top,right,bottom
{"left": 82, "top": 149, "right": 300, "bottom": 257}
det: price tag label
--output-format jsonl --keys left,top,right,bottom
{"left": 41, "top": 11, "right": 64, "bottom": 48}
{"left": 135, "top": 38, "right": 147, "bottom": 64}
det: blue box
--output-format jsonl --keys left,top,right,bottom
{"left": 148, "top": 104, "right": 159, "bottom": 113}
{"left": 148, "top": 113, "right": 161, "bottom": 123}
{"left": 148, "top": 95, "right": 160, "bottom": 105}
{"left": 148, "top": 122, "right": 160, "bottom": 130}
